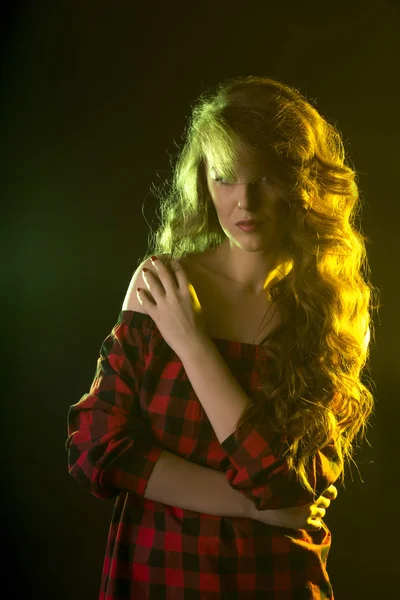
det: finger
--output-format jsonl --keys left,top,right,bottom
{"left": 310, "top": 505, "right": 326, "bottom": 519}
{"left": 141, "top": 269, "right": 166, "bottom": 299}
{"left": 316, "top": 485, "right": 338, "bottom": 504}
{"left": 306, "top": 518, "right": 323, "bottom": 532}
{"left": 316, "top": 496, "right": 331, "bottom": 509}
{"left": 170, "top": 260, "right": 188, "bottom": 290}
{"left": 142, "top": 259, "right": 176, "bottom": 301}
{"left": 324, "top": 485, "right": 338, "bottom": 500}
{"left": 136, "top": 287, "right": 156, "bottom": 308}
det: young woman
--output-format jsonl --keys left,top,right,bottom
{"left": 66, "top": 75, "right": 378, "bottom": 599}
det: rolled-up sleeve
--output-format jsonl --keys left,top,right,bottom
{"left": 65, "top": 311, "right": 163, "bottom": 500}
{"left": 221, "top": 420, "right": 342, "bottom": 510}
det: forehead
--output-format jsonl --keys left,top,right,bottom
{"left": 205, "top": 150, "right": 266, "bottom": 176}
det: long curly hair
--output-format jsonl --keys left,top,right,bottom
{"left": 139, "top": 75, "right": 380, "bottom": 495}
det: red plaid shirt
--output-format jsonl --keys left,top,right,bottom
{"left": 66, "top": 310, "right": 341, "bottom": 599}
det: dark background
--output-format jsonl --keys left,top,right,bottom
{"left": 3, "top": 1, "right": 398, "bottom": 598}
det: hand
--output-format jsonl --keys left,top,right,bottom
{"left": 136, "top": 257, "right": 209, "bottom": 356}
{"left": 247, "top": 484, "right": 338, "bottom": 532}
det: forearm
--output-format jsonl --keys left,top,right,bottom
{"left": 144, "top": 449, "right": 252, "bottom": 518}
{"left": 180, "top": 337, "right": 251, "bottom": 444}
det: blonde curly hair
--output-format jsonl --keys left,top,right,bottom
{"left": 139, "top": 75, "right": 380, "bottom": 495}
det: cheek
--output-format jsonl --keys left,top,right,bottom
{"left": 210, "top": 192, "right": 229, "bottom": 213}
{"left": 271, "top": 197, "right": 288, "bottom": 219}
{"left": 213, "top": 200, "right": 235, "bottom": 223}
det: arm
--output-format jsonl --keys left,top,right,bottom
{"left": 180, "top": 337, "right": 342, "bottom": 511}
{"left": 65, "top": 307, "right": 334, "bottom": 526}
{"left": 66, "top": 313, "right": 165, "bottom": 500}
{"left": 144, "top": 449, "right": 252, "bottom": 518}
{"left": 144, "top": 449, "right": 337, "bottom": 531}
{"left": 66, "top": 306, "right": 255, "bottom": 514}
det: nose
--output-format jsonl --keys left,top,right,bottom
{"left": 236, "top": 181, "right": 263, "bottom": 208}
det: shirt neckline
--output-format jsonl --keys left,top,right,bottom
{"left": 121, "top": 309, "right": 262, "bottom": 350}
{"left": 210, "top": 336, "right": 261, "bottom": 349}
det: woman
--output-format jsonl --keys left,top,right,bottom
{"left": 66, "top": 75, "right": 378, "bottom": 598}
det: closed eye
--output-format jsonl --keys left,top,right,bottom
{"left": 214, "top": 175, "right": 272, "bottom": 186}
{"left": 215, "top": 176, "right": 230, "bottom": 185}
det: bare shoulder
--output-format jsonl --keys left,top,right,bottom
{"left": 121, "top": 254, "right": 173, "bottom": 314}
{"left": 180, "top": 249, "right": 217, "bottom": 273}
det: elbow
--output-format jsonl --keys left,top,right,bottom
{"left": 67, "top": 447, "right": 119, "bottom": 500}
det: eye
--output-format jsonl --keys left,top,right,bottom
{"left": 215, "top": 176, "right": 231, "bottom": 185}
{"left": 213, "top": 173, "right": 273, "bottom": 186}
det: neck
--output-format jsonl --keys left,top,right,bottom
{"left": 212, "top": 241, "right": 292, "bottom": 296}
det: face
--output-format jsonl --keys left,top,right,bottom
{"left": 204, "top": 155, "right": 289, "bottom": 254}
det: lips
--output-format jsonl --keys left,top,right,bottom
{"left": 236, "top": 220, "right": 264, "bottom": 226}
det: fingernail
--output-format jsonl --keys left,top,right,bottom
{"left": 151, "top": 256, "right": 158, "bottom": 262}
